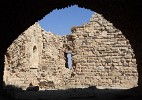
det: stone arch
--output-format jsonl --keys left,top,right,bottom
{"left": 1, "top": 1, "right": 142, "bottom": 93}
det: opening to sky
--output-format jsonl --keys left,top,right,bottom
{"left": 38, "top": 5, "right": 94, "bottom": 68}
{"left": 38, "top": 5, "right": 94, "bottom": 36}
{"left": 67, "top": 53, "right": 72, "bottom": 69}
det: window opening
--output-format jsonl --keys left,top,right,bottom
{"left": 65, "top": 52, "right": 72, "bottom": 69}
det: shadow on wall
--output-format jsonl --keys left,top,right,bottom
{"left": 1, "top": 81, "right": 142, "bottom": 100}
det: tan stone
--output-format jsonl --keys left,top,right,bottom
{"left": 3, "top": 13, "right": 138, "bottom": 90}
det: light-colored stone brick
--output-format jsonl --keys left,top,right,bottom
{"left": 3, "top": 13, "right": 138, "bottom": 90}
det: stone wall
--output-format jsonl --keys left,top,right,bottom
{"left": 3, "top": 13, "right": 138, "bottom": 90}
{"left": 4, "top": 23, "right": 43, "bottom": 89}
{"left": 64, "top": 13, "right": 138, "bottom": 89}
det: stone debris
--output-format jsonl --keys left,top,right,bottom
{"left": 3, "top": 13, "right": 138, "bottom": 90}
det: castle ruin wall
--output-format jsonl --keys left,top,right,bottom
{"left": 3, "top": 13, "right": 138, "bottom": 90}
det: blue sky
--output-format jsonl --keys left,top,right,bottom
{"left": 38, "top": 5, "right": 94, "bottom": 36}
{"left": 38, "top": 5, "right": 94, "bottom": 68}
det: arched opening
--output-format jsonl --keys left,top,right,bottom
{"left": 3, "top": 8, "right": 138, "bottom": 91}
{"left": 1, "top": 1, "right": 142, "bottom": 100}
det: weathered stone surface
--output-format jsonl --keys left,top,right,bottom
{"left": 3, "top": 13, "right": 138, "bottom": 90}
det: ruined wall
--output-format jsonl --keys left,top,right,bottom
{"left": 3, "top": 23, "right": 72, "bottom": 90}
{"left": 38, "top": 30, "right": 73, "bottom": 90}
{"left": 64, "top": 13, "right": 138, "bottom": 89}
{"left": 3, "top": 13, "right": 138, "bottom": 90}
{"left": 4, "top": 23, "right": 43, "bottom": 89}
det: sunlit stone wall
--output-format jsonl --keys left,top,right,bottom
{"left": 3, "top": 13, "right": 138, "bottom": 90}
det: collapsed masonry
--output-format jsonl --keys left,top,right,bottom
{"left": 3, "top": 13, "right": 138, "bottom": 90}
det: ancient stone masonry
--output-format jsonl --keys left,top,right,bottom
{"left": 3, "top": 13, "right": 138, "bottom": 90}
{"left": 4, "top": 23, "right": 43, "bottom": 89}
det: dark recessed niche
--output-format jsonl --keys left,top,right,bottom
{"left": 33, "top": 46, "right": 37, "bottom": 53}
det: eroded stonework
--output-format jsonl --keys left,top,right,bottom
{"left": 3, "top": 13, "right": 138, "bottom": 90}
